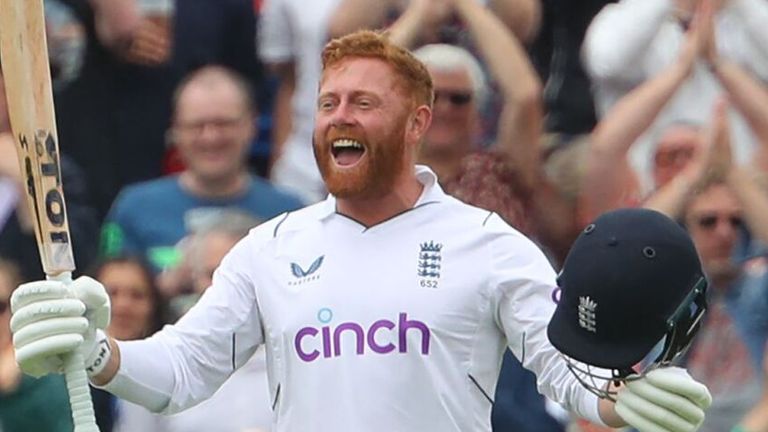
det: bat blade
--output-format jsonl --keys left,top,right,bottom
{"left": 0, "top": 0, "right": 75, "bottom": 275}
{"left": 1, "top": 2, "right": 99, "bottom": 431}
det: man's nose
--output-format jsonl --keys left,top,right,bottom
{"left": 329, "top": 101, "right": 355, "bottom": 128}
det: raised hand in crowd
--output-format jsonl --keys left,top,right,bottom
{"left": 89, "top": 0, "right": 172, "bottom": 65}
{"left": 118, "top": 14, "right": 173, "bottom": 66}
{"left": 388, "top": 0, "right": 462, "bottom": 48}
{"left": 331, "top": 0, "right": 540, "bottom": 46}
{"left": 699, "top": 0, "right": 768, "bottom": 171}
{"left": 579, "top": 11, "right": 705, "bottom": 224}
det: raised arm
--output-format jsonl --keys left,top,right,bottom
{"left": 453, "top": 0, "right": 542, "bottom": 189}
{"left": 387, "top": 0, "right": 453, "bottom": 49}
{"left": 707, "top": 102, "right": 768, "bottom": 245}
{"left": 88, "top": 0, "right": 141, "bottom": 49}
{"left": 487, "top": 0, "right": 542, "bottom": 43}
{"left": 642, "top": 100, "right": 720, "bottom": 219}
{"left": 712, "top": 62, "right": 768, "bottom": 150}
{"left": 581, "top": 19, "right": 701, "bottom": 223}
{"left": 728, "top": 0, "right": 768, "bottom": 75}
{"left": 708, "top": 61, "right": 768, "bottom": 173}
{"left": 327, "top": 0, "right": 399, "bottom": 39}
{"left": 582, "top": 0, "right": 674, "bottom": 84}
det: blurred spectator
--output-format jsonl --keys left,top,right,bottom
{"left": 330, "top": 0, "right": 541, "bottom": 45}
{"left": 578, "top": 13, "right": 768, "bottom": 225}
{"left": 100, "top": 66, "right": 303, "bottom": 273}
{"left": 167, "top": 209, "right": 261, "bottom": 317}
{"left": 0, "top": 64, "right": 100, "bottom": 281}
{"left": 86, "top": 255, "right": 169, "bottom": 432}
{"left": 45, "top": 0, "right": 87, "bottom": 90}
{"left": 53, "top": 0, "right": 263, "bottom": 218}
{"left": 391, "top": 0, "right": 541, "bottom": 235}
{"left": 681, "top": 172, "right": 768, "bottom": 431}
{"left": 582, "top": 0, "right": 768, "bottom": 189}
{"left": 0, "top": 259, "right": 74, "bottom": 432}
{"left": 259, "top": 0, "right": 345, "bottom": 203}
{"left": 578, "top": 20, "right": 703, "bottom": 224}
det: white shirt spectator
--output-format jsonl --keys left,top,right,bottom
{"left": 259, "top": 0, "right": 342, "bottom": 203}
{"left": 583, "top": 0, "right": 768, "bottom": 189}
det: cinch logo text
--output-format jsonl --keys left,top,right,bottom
{"left": 294, "top": 311, "right": 431, "bottom": 362}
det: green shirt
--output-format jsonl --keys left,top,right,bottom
{"left": 0, "top": 374, "right": 73, "bottom": 432}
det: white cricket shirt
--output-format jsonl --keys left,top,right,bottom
{"left": 103, "top": 166, "right": 603, "bottom": 431}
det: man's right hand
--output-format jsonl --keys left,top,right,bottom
{"left": 10, "top": 276, "right": 111, "bottom": 378}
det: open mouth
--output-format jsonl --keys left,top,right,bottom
{"left": 331, "top": 138, "right": 366, "bottom": 167}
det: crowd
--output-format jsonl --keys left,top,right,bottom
{"left": 1, "top": 0, "right": 767, "bottom": 431}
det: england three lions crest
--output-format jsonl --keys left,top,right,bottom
{"left": 418, "top": 241, "right": 442, "bottom": 288}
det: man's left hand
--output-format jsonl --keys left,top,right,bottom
{"left": 615, "top": 367, "right": 712, "bottom": 432}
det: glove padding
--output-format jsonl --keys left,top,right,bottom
{"left": 615, "top": 367, "right": 712, "bottom": 432}
{"left": 10, "top": 276, "right": 111, "bottom": 378}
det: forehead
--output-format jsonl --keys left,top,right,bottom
{"left": 657, "top": 126, "right": 701, "bottom": 150}
{"left": 320, "top": 57, "right": 401, "bottom": 95}
{"left": 428, "top": 66, "right": 472, "bottom": 90}
{"left": 100, "top": 261, "right": 148, "bottom": 283}
{"left": 688, "top": 185, "right": 741, "bottom": 214}
{"left": 177, "top": 79, "right": 245, "bottom": 118}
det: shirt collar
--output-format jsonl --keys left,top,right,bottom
{"left": 318, "top": 164, "right": 445, "bottom": 219}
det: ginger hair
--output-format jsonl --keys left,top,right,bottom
{"left": 321, "top": 30, "right": 434, "bottom": 109}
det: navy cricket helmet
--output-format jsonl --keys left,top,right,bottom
{"left": 547, "top": 208, "right": 707, "bottom": 397}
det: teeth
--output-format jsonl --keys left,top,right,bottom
{"left": 332, "top": 139, "right": 363, "bottom": 150}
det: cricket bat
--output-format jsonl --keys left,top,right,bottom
{"left": 0, "top": 0, "right": 99, "bottom": 430}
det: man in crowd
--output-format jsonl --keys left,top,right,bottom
{"left": 100, "top": 65, "right": 303, "bottom": 273}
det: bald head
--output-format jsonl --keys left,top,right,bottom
{"left": 172, "top": 65, "right": 256, "bottom": 122}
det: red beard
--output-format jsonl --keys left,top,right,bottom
{"left": 314, "top": 119, "right": 408, "bottom": 200}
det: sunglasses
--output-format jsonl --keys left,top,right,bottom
{"left": 434, "top": 90, "right": 473, "bottom": 106}
{"left": 695, "top": 214, "right": 743, "bottom": 230}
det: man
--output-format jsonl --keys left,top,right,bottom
{"left": 53, "top": 0, "right": 263, "bottom": 218}
{"left": 583, "top": 0, "right": 768, "bottom": 184}
{"left": 259, "top": 0, "right": 346, "bottom": 203}
{"left": 680, "top": 175, "right": 768, "bottom": 432}
{"left": 580, "top": 1, "right": 768, "bottom": 225}
{"left": 100, "top": 65, "right": 303, "bottom": 272}
{"left": 386, "top": 0, "right": 541, "bottom": 236}
{"left": 10, "top": 31, "right": 708, "bottom": 431}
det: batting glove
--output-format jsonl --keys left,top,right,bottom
{"left": 10, "top": 276, "right": 112, "bottom": 378}
{"left": 615, "top": 367, "right": 712, "bottom": 432}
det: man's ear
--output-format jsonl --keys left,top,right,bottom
{"left": 408, "top": 105, "right": 432, "bottom": 141}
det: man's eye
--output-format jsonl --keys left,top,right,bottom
{"left": 319, "top": 100, "right": 335, "bottom": 110}
{"left": 358, "top": 100, "right": 372, "bottom": 108}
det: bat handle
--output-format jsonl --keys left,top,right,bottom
{"left": 64, "top": 350, "right": 99, "bottom": 431}
{"left": 48, "top": 272, "right": 100, "bottom": 432}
